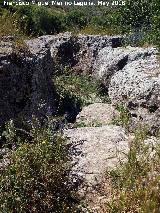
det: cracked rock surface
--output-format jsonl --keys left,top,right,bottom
{"left": 64, "top": 125, "right": 129, "bottom": 186}
{"left": 76, "top": 103, "right": 119, "bottom": 126}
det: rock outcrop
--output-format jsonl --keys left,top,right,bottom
{"left": 93, "top": 46, "right": 157, "bottom": 84}
{"left": 0, "top": 37, "right": 56, "bottom": 126}
{"left": 76, "top": 103, "right": 119, "bottom": 126}
{"left": 1, "top": 32, "right": 160, "bottom": 212}
{"left": 0, "top": 33, "right": 122, "bottom": 126}
{"left": 64, "top": 125, "right": 129, "bottom": 186}
{"left": 28, "top": 32, "right": 123, "bottom": 74}
{"left": 94, "top": 45, "right": 160, "bottom": 132}
{"left": 1, "top": 33, "right": 160, "bottom": 131}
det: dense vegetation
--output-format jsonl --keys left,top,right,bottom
{"left": 0, "top": 118, "right": 80, "bottom": 212}
{"left": 0, "top": 0, "right": 160, "bottom": 47}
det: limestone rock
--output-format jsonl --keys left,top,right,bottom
{"left": 64, "top": 125, "right": 129, "bottom": 186}
{"left": 108, "top": 47, "right": 159, "bottom": 105}
{"left": 107, "top": 46, "right": 160, "bottom": 131}
{"left": 32, "top": 33, "right": 122, "bottom": 73}
{"left": 0, "top": 33, "right": 123, "bottom": 126}
{"left": 93, "top": 44, "right": 160, "bottom": 131}
{"left": 94, "top": 46, "right": 158, "bottom": 86}
{"left": 0, "top": 37, "right": 56, "bottom": 126}
{"left": 76, "top": 103, "right": 119, "bottom": 126}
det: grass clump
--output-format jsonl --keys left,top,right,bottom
{"left": 54, "top": 74, "right": 99, "bottom": 105}
{"left": 112, "top": 104, "right": 131, "bottom": 129}
{"left": 54, "top": 67, "right": 109, "bottom": 112}
{"left": 106, "top": 128, "right": 160, "bottom": 213}
{"left": 0, "top": 10, "right": 20, "bottom": 37}
{"left": 0, "top": 118, "right": 79, "bottom": 212}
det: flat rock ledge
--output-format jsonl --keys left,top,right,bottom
{"left": 76, "top": 103, "right": 119, "bottom": 126}
{"left": 64, "top": 125, "right": 129, "bottom": 186}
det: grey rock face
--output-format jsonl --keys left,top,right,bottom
{"left": 31, "top": 32, "right": 123, "bottom": 74}
{"left": 94, "top": 46, "right": 158, "bottom": 84}
{"left": 76, "top": 103, "right": 119, "bottom": 126}
{"left": 108, "top": 47, "right": 160, "bottom": 131}
{"left": 64, "top": 125, "right": 129, "bottom": 186}
{"left": 73, "top": 34, "right": 122, "bottom": 74}
{"left": 94, "top": 45, "right": 160, "bottom": 131}
{"left": 64, "top": 103, "right": 129, "bottom": 191}
{"left": 0, "top": 37, "right": 56, "bottom": 126}
{"left": 108, "top": 47, "right": 159, "bottom": 105}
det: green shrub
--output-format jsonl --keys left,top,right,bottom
{"left": 150, "top": 12, "right": 160, "bottom": 49}
{"left": 66, "top": 10, "right": 88, "bottom": 30}
{"left": 0, "top": 118, "right": 79, "bottom": 212}
{"left": 119, "top": 0, "right": 153, "bottom": 29}
{"left": 106, "top": 128, "right": 160, "bottom": 212}
{"left": 54, "top": 70, "right": 107, "bottom": 108}
{"left": 0, "top": 9, "right": 20, "bottom": 37}
{"left": 14, "top": 6, "right": 65, "bottom": 36}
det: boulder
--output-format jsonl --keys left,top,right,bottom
{"left": 93, "top": 44, "right": 160, "bottom": 131}
{"left": 107, "top": 47, "right": 160, "bottom": 132}
{"left": 94, "top": 46, "right": 158, "bottom": 86}
{"left": 64, "top": 125, "right": 129, "bottom": 186}
{"left": 76, "top": 103, "right": 119, "bottom": 126}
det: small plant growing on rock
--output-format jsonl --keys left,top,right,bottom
{"left": 106, "top": 128, "right": 160, "bottom": 212}
{"left": 112, "top": 104, "right": 131, "bottom": 129}
{"left": 12, "top": 37, "right": 30, "bottom": 57}
{"left": 54, "top": 70, "right": 109, "bottom": 109}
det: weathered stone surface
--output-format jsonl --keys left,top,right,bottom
{"left": 76, "top": 103, "right": 119, "bottom": 126}
{"left": 94, "top": 46, "right": 158, "bottom": 85}
{"left": 31, "top": 32, "right": 123, "bottom": 74}
{"left": 64, "top": 125, "right": 129, "bottom": 186}
{"left": 0, "top": 37, "right": 56, "bottom": 126}
{"left": 73, "top": 34, "right": 122, "bottom": 74}
{"left": 107, "top": 47, "right": 160, "bottom": 131}
{"left": 93, "top": 44, "right": 160, "bottom": 131}
{"left": 108, "top": 47, "right": 159, "bottom": 104}
{"left": 0, "top": 33, "right": 123, "bottom": 126}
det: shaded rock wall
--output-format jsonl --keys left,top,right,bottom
{"left": 29, "top": 32, "right": 123, "bottom": 74}
{"left": 0, "top": 37, "right": 56, "bottom": 126}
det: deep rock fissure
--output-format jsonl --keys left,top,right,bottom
{"left": 0, "top": 33, "right": 160, "bottom": 133}
{"left": 0, "top": 33, "right": 124, "bottom": 127}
